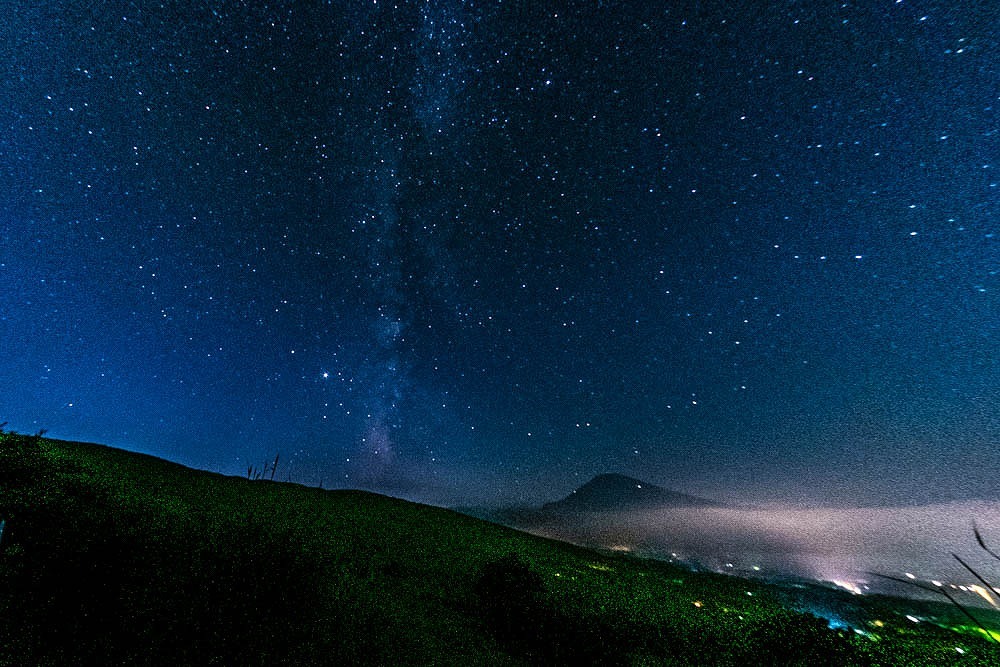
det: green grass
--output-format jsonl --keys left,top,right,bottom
{"left": 1, "top": 431, "right": 998, "bottom": 665}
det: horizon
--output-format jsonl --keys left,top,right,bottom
{"left": 2, "top": 0, "right": 996, "bottom": 509}
{"left": 19, "top": 432, "right": 1000, "bottom": 515}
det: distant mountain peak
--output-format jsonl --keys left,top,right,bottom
{"left": 542, "top": 473, "right": 718, "bottom": 513}
{"left": 581, "top": 473, "right": 649, "bottom": 489}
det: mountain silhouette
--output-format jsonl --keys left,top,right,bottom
{"left": 540, "top": 473, "right": 719, "bottom": 513}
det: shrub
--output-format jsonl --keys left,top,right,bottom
{"left": 475, "top": 553, "right": 546, "bottom": 646}
{"left": 474, "top": 554, "right": 632, "bottom": 665}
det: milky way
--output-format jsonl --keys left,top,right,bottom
{"left": 1, "top": 0, "right": 996, "bottom": 506}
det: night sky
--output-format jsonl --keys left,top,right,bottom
{"left": 2, "top": 1, "right": 996, "bottom": 507}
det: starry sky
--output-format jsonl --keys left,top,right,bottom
{"left": 2, "top": 0, "right": 996, "bottom": 507}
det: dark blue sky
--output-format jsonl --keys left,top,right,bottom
{"left": 2, "top": 0, "right": 996, "bottom": 506}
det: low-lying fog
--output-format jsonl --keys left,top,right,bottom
{"left": 531, "top": 501, "right": 1000, "bottom": 599}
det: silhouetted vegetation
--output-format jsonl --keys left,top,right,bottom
{"left": 246, "top": 452, "right": 281, "bottom": 481}
{"left": 871, "top": 524, "right": 1000, "bottom": 648}
{"left": 475, "top": 553, "right": 632, "bottom": 665}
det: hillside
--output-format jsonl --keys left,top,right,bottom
{"left": 2, "top": 430, "right": 999, "bottom": 665}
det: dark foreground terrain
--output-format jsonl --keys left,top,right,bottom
{"left": 1, "top": 431, "right": 998, "bottom": 665}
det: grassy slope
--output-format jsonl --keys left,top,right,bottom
{"left": 1, "top": 433, "right": 998, "bottom": 666}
